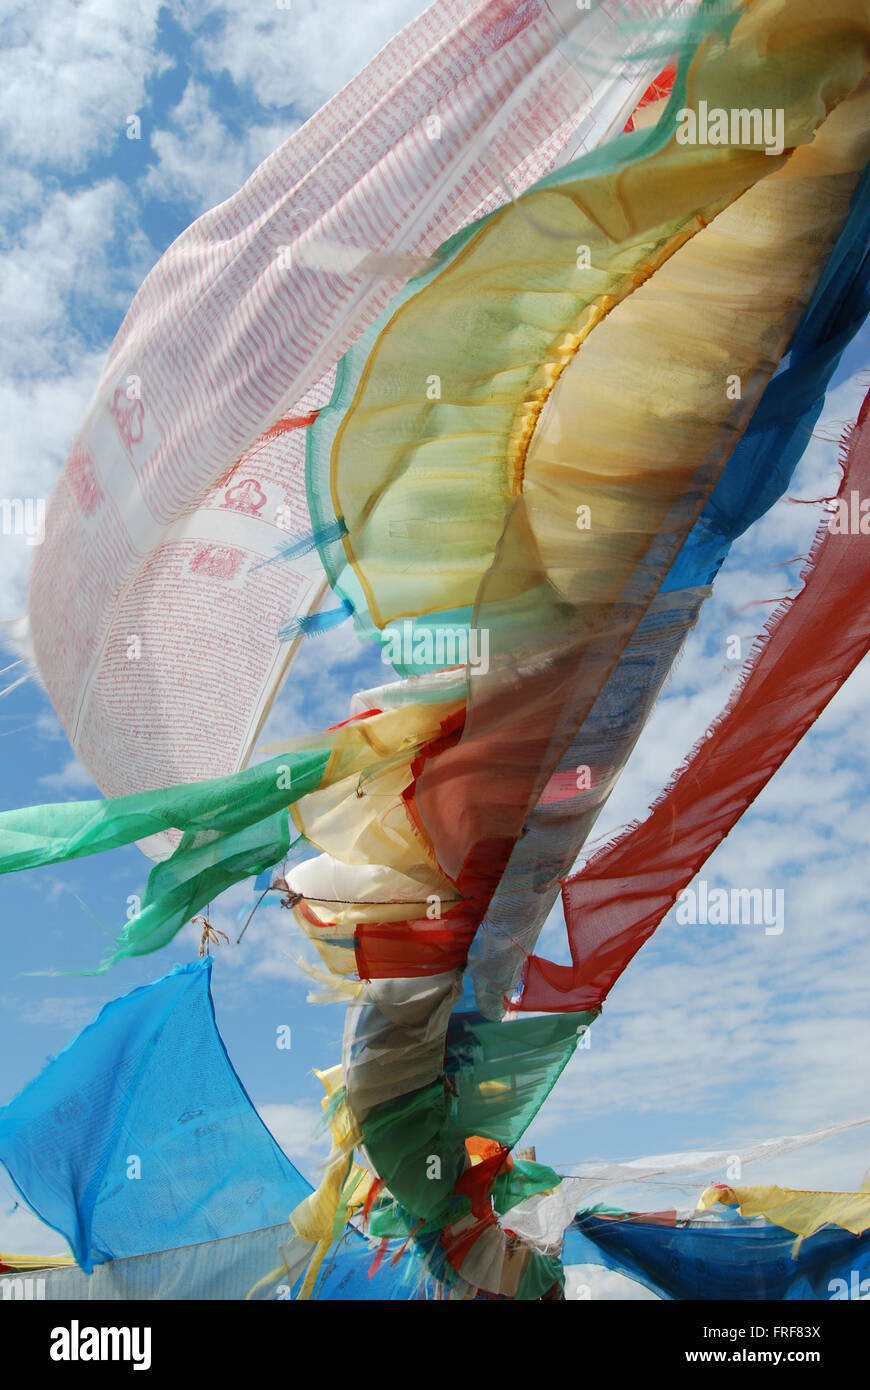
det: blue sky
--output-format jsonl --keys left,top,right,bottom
{"left": 1, "top": 1, "right": 869, "bottom": 1284}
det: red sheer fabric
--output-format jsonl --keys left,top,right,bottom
{"left": 623, "top": 63, "right": 677, "bottom": 132}
{"left": 517, "top": 390, "right": 870, "bottom": 1011}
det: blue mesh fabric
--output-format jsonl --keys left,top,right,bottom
{"left": 564, "top": 1211, "right": 870, "bottom": 1300}
{"left": 0, "top": 959, "right": 310, "bottom": 1272}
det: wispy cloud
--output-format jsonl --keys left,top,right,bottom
{"left": 177, "top": 0, "right": 428, "bottom": 113}
{"left": 142, "top": 79, "right": 296, "bottom": 214}
{"left": 37, "top": 756, "right": 99, "bottom": 796}
{"left": 0, "top": 0, "right": 163, "bottom": 169}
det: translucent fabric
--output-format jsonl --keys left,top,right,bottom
{"left": 0, "top": 750, "right": 328, "bottom": 873}
{"left": 519, "top": 383, "right": 870, "bottom": 1010}
{"left": 663, "top": 165, "right": 870, "bottom": 593}
{"left": 565, "top": 1211, "right": 870, "bottom": 1301}
{"left": 357, "top": 1007, "right": 590, "bottom": 1295}
{"left": 473, "top": 127, "right": 870, "bottom": 1016}
{"left": 26, "top": 0, "right": 673, "bottom": 812}
{"left": 285, "top": 4, "right": 870, "bottom": 1296}
{"left": 698, "top": 1184, "right": 870, "bottom": 1240}
{"left": 413, "top": 67, "right": 870, "bottom": 886}
{"left": 0, "top": 961, "right": 310, "bottom": 1273}
{"left": 0, "top": 697, "right": 464, "bottom": 968}
{"left": 3, "top": 1224, "right": 447, "bottom": 1301}
{"left": 470, "top": 584, "right": 708, "bottom": 1016}
{"left": 0, "top": 749, "right": 329, "bottom": 966}
{"left": 499, "top": 1116, "right": 870, "bottom": 1257}
{"left": 360, "top": 1008, "right": 588, "bottom": 1223}
{"left": 2, "top": 0, "right": 870, "bottom": 1303}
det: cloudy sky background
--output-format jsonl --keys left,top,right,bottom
{"left": 1, "top": 1, "right": 869, "bottom": 1295}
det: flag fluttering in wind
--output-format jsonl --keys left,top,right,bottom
{"left": 3, "top": 0, "right": 870, "bottom": 1299}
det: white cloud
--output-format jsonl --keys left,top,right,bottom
{"left": 33, "top": 711, "right": 65, "bottom": 741}
{"left": 258, "top": 613, "right": 381, "bottom": 748}
{"left": 37, "top": 756, "right": 99, "bottom": 796}
{"left": 0, "top": 178, "right": 154, "bottom": 619}
{"left": 0, "top": 182, "right": 150, "bottom": 379}
{"left": 257, "top": 1101, "right": 330, "bottom": 1171}
{"left": 0, "top": 167, "right": 42, "bottom": 223}
{"left": 180, "top": 0, "right": 428, "bottom": 115}
{"left": 566, "top": 1265, "right": 658, "bottom": 1300}
{"left": 0, "top": 1166, "right": 70, "bottom": 1257}
{"left": 142, "top": 80, "right": 297, "bottom": 214}
{"left": 9, "top": 993, "right": 96, "bottom": 1029}
{"left": 0, "top": 358, "right": 104, "bottom": 619}
{"left": 0, "top": 0, "right": 163, "bottom": 169}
